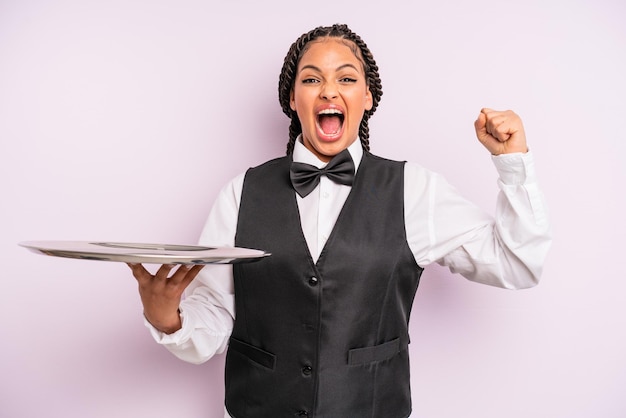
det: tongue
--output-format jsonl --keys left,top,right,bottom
{"left": 319, "top": 115, "right": 341, "bottom": 135}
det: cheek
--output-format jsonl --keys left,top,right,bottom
{"left": 346, "top": 88, "right": 369, "bottom": 106}
{"left": 291, "top": 89, "right": 307, "bottom": 112}
{"left": 293, "top": 96, "right": 314, "bottom": 119}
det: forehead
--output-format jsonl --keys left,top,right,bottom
{"left": 297, "top": 38, "right": 365, "bottom": 72}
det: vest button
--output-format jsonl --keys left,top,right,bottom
{"left": 308, "top": 276, "right": 318, "bottom": 286}
{"left": 302, "top": 365, "right": 313, "bottom": 376}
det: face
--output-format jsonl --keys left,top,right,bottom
{"left": 290, "top": 38, "right": 373, "bottom": 162}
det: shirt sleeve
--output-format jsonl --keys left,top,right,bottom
{"left": 405, "top": 151, "right": 552, "bottom": 289}
{"left": 143, "top": 173, "right": 245, "bottom": 364}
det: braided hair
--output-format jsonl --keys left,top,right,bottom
{"left": 278, "top": 24, "right": 383, "bottom": 155}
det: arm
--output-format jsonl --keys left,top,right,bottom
{"left": 406, "top": 109, "right": 551, "bottom": 289}
{"left": 128, "top": 174, "right": 244, "bottom": 364}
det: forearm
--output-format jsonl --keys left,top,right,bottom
{"left": 143, "top": 175, "right": 242, "bottom": 363}
{"left": 438, "top": 152, "right": 552, "bottom": 288}
{"left": 145, "top": 297, "right": 233, "bottom": 364}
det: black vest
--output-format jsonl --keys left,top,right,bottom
{"left": 227, "top": 151, "right": 423, "bottom": 418}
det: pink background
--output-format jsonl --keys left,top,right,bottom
{"left": 1, "top": 1, "right": 625, "bottom": 417}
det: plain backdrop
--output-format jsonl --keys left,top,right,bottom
{"left": 1, "top": 1, "right": 625, "bottom": 417}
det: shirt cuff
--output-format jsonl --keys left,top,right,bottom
{"left": 491, "top": 150, "right": 536, "bottom": 185}
{"left": 143, "top": 309, "right": 187, "bottom": 345}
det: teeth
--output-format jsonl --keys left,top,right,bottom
{"left": 318, "top": 108, "right": 343, "bottom": 115}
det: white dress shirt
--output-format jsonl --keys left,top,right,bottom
{"left": 145, "top": 138, "right": 551, "bottom": 417}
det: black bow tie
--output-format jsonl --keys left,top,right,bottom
{"left": 290, "top": 149, "right": 355, "bottom": 198}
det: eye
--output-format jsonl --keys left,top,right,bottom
{"left": 302, "top": 78, "right": 320, "bottom": 84}
{"left": 339, "top": 77, "right": 357, "bottom": 83}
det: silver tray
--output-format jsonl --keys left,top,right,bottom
{"left": 19, "top": 240, "right": 270, "bottom": 265}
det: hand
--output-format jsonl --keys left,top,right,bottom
{"left": 474, "top": 108, "right": 528, "bottom": 155}
{"left": 127, "top": 263, "right": 204, "bottom": 334}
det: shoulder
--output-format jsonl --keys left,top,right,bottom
{"left": 242, "top": 156, "right": 291, "bottom": 186}
{"left": 364, "top": 151, "right": 404, "bottom": 166}
{"left": 403, "top": 160, "right": 450, "bottom": 197}
{"left": 248, "top": 155, "right": 290, "bottom": 172}
{"left": 365, "top": 151, "right": 442, "bottom": 185}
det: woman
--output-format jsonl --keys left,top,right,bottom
{"left": 128, "top": 24, "right": 551, "bottom": 418}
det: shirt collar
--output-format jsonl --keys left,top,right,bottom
{"left": 292, "top": 135, "right": 363, "bottom": 173}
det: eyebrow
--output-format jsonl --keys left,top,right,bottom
{"left": 299, "top": 63, "right": 360, "bottom": 73}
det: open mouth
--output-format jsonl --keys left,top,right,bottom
{"left": 316, "top": 108, "right": 345, "bottom": 138}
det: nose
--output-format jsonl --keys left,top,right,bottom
{"left": 320, "top": 81, "right": 338, "bottom": 100}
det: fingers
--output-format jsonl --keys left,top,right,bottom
{"left": 474, "top": 111, "right": 498, "bottom": 152}
{"left": 154, "top": 264, "right": 178, "bottom": 280}
{"left": 474, "top": 111, "right": 486, "bottom": 131}
{"left": 127, "top": 262, "right": 152, "bottom": 282}
{"left": 474, "top": 108, "right": 527, "bottom": 155}
{"left": 166, "top": 264, "right": 205, "bottom": 286}
{"left": 127, "top": 263, "right": 204, "bottom": 286}
{"left": 127, "top": 263, "right": 176, "bottom": 281}
{"left": 479, "top": 108, "right": 511, "bottom": 142}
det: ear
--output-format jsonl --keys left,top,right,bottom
{"left": 290, "top": 89, "right": 296, "bottom": 111}
{"left": 364, "top": 86, "right": 373, "bottom": 111}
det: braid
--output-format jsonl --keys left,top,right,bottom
{"left": 278, "top": 24, "right": 383, "bottom": 155}
{"left": 286, "top": 118, "right": 301, "bottom": 155}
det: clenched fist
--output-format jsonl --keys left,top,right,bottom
{"left": 474, "top": 108, "right": 528, "bottom": 155}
